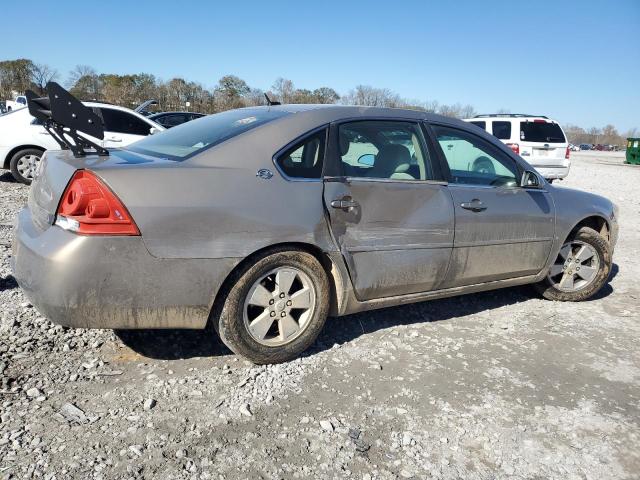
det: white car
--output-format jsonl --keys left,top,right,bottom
{"left": 0, "top": 102, "right": 165, "bottom": 183}
{"left": 5, "top": 95, "right": 27, "bottom": 112}
{"left": 464, "top": 114, "right": 570, "bottom": 181}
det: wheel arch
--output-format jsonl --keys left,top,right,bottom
{"left": 3, "top": 145, "right": 45, "bottom": 169}
{"left": 568, "top": 214, "right": 611, "bottom": 243}
{"left": 207, "top": 242, "right": 347, "bottom": 329}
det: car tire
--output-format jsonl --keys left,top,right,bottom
{"left": 9, "top": 148, "right": 43, "bottom": 184}
{"left": 216, "top": 248, "right": 330, "bottom": 364}
{"left": 535, "top": 226, "right": 611, "bottom": 302}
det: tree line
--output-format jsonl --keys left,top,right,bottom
{"left": 1, "top": 58, "right": 635, "bottom": 145}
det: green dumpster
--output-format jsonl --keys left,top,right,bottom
{"left": 627, "top": 138, "right": 640, "bottom": 165}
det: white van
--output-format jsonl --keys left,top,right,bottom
{"left": 464, "top": 114, "right": 570, "bottom": 181}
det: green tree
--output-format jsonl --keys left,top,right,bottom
{"left": 0, "top": 58, "right": 35, "bottom": 99}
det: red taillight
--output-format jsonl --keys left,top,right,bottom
{"left": 506, "top": 143, "right": 520, "bottom": 155}
{"left": 56, "top": 170, "right": 139, "bottom": 236}
{"left": 533, "top": 119, "right": 547, "bottom": 123}
{"left": 565, "top": 146, "right": 570, "bottom": 159}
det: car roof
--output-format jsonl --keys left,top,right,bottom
{"left": 149, "top": 111, "right": 205, "bottom": 117}
{"left": 463, "top": 114, "right": 559, "bottom": 123}
{"left": 236, "top": 104, "right": 461, "bottom": 124}
{"left": 84, "top": 101, "right": 137, "bottom": 111}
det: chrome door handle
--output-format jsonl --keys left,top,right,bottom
{"left": 107, "top": 137, "right": 122, "bottom": 142}
{"left": 330, "top": 198, "right": 359, "bottom": 211}
{"left": 460, "top": 199, "right": 486, "bottom": 212}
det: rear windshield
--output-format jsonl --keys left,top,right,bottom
{"left": 127, "top": 108, "right": 288, "bottom": 160}
{"left": 519, "top": 121, "right": 566, "bottom": 143}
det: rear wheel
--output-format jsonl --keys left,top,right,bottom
{"left": 10, "top": 148, "right": 43, "bottom": 184}
{"left": 216, "top": 249, "right": 329, "bottom": 364}
{"left": 535, "top": 226, "right": 611, "bottom": 301}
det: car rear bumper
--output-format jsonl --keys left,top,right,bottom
{"left": 533, "top": 163, "right": 570, "bottom": 180}
{"left": 11, "top": 208, "right": 240, "bottom": 329}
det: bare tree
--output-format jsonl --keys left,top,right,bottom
{"left": 31, "top": 63, "right": 58, "bottom": 94}
{"left": 67, "top": 65, "right": 101, "bottom": 100}
{"left": 67, "top": 65, "right": 96, "bottom": 88}
{"left": 624, "top": 127, "right": 638, "bottom": 139}
{"left": 272, "top": 78, "right": 296, "bottom": 103}
{"left": 421, "top": 100, "right": 439, "bottom": 113}
{"left": 588, "top": 127, "right": 601, "bottom": 144}
{"left": 341, "top": 85, "right": 401, "bottom": 107}
{"left": 459, "top": 104, "right": 477, "bottom": 119}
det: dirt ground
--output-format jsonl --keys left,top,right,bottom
{"left": 1, "top": 151, "right": 639, "bottom": 479}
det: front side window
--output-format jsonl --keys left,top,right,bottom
{"left": 433, "top": 125, "right": 518, "bottom": 187}
{"left": 338, "top": 121, "right": 433, "bottom": 180}
{"left": 99, "top": 108, "right": 151, "bottom": 136}
{"left": 275, "top": 129, "right": 326, "bottom": 179}
{"left": 492, "top": 121, "right": 512, "bottom": 140}
{"left": 127, "top": 108, "right": 288, "bottom": 161}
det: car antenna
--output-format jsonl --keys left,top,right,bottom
{"left": 26, "top": 82, "right": 109, "bottom": 158}
{"left": 264, "top": 93, "right": 281, "bottom": 106}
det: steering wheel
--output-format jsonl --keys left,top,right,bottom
{"left": 472, "top": 156, "right": 495, "bottom": 175}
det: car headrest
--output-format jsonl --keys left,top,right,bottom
{"left": 372, "top": 144, "right": 413, "bottom": 178}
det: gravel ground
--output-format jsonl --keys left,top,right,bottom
{"left": 1, "top": 151, "right": 639, "bottom": 479}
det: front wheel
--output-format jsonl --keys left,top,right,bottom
{"left": 216, "top": 249, "right": 329, "bottom": 364}
{"left": 535, "top": 226, "right": 611, "bottom": 301}
{"left": 10, "top": 148, "right": 43, "bottom": 184}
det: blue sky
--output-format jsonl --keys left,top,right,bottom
{"left": 1, "top": 0, "right": 638, "bottom": 131}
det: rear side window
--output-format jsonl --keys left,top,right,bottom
{"left": 275, "top": 129, "right": 326, "bottom": 179}
{"left": 520, "top": 121, "right": 566, "bottom": 143}
{"left": 492, "top": 121, "right": 511, "bottom": 140}
{"left": 99, "top": 108, "right": 151, "bottom": 136}
{"left": 338, "top": 121, "right": 434, "bottom": 181}
{"left": 469, "top": 121, "right": 486, "bottom": 130}
{"left": 127, "top": 108, "right": 288, "bottom": 160}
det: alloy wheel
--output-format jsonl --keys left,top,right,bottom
{"left": 547, "top": 240, "right": 600, "bottom": 292}
{"left": 243, "top": 267, "right": 316, "bottom": 347}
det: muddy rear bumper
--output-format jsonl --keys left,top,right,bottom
{"left": 11, "top": 208, "right": 240, "bottom": 329}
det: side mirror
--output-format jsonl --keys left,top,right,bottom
{"left": 520, "top": 170, "right": 543, "bottom": 188}
{"left": 149, "top": 127, "right": 159, "bottom": 135}
{"left": 358, "top": 153, "right": 375, "bottom": 166}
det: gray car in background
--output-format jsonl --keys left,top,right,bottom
{"left": 12, "top": 102, "right": 618, "bottom": 364}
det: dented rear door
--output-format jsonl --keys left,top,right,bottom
{"left": 322, "top": 119, "right": 454, "bottom": 301}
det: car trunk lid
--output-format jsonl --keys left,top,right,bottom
{"left": 28, "top": 148, "right": 174, "bottom": 232}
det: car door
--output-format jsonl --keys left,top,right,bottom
{"left": 428, "top": 123, "right": 555, "bottom": 288}
{"left": 97, "top": 107, "right": 156, "bottom": 147}
{"left": 323, "top": 119, "right": 454, "bottom": 301}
